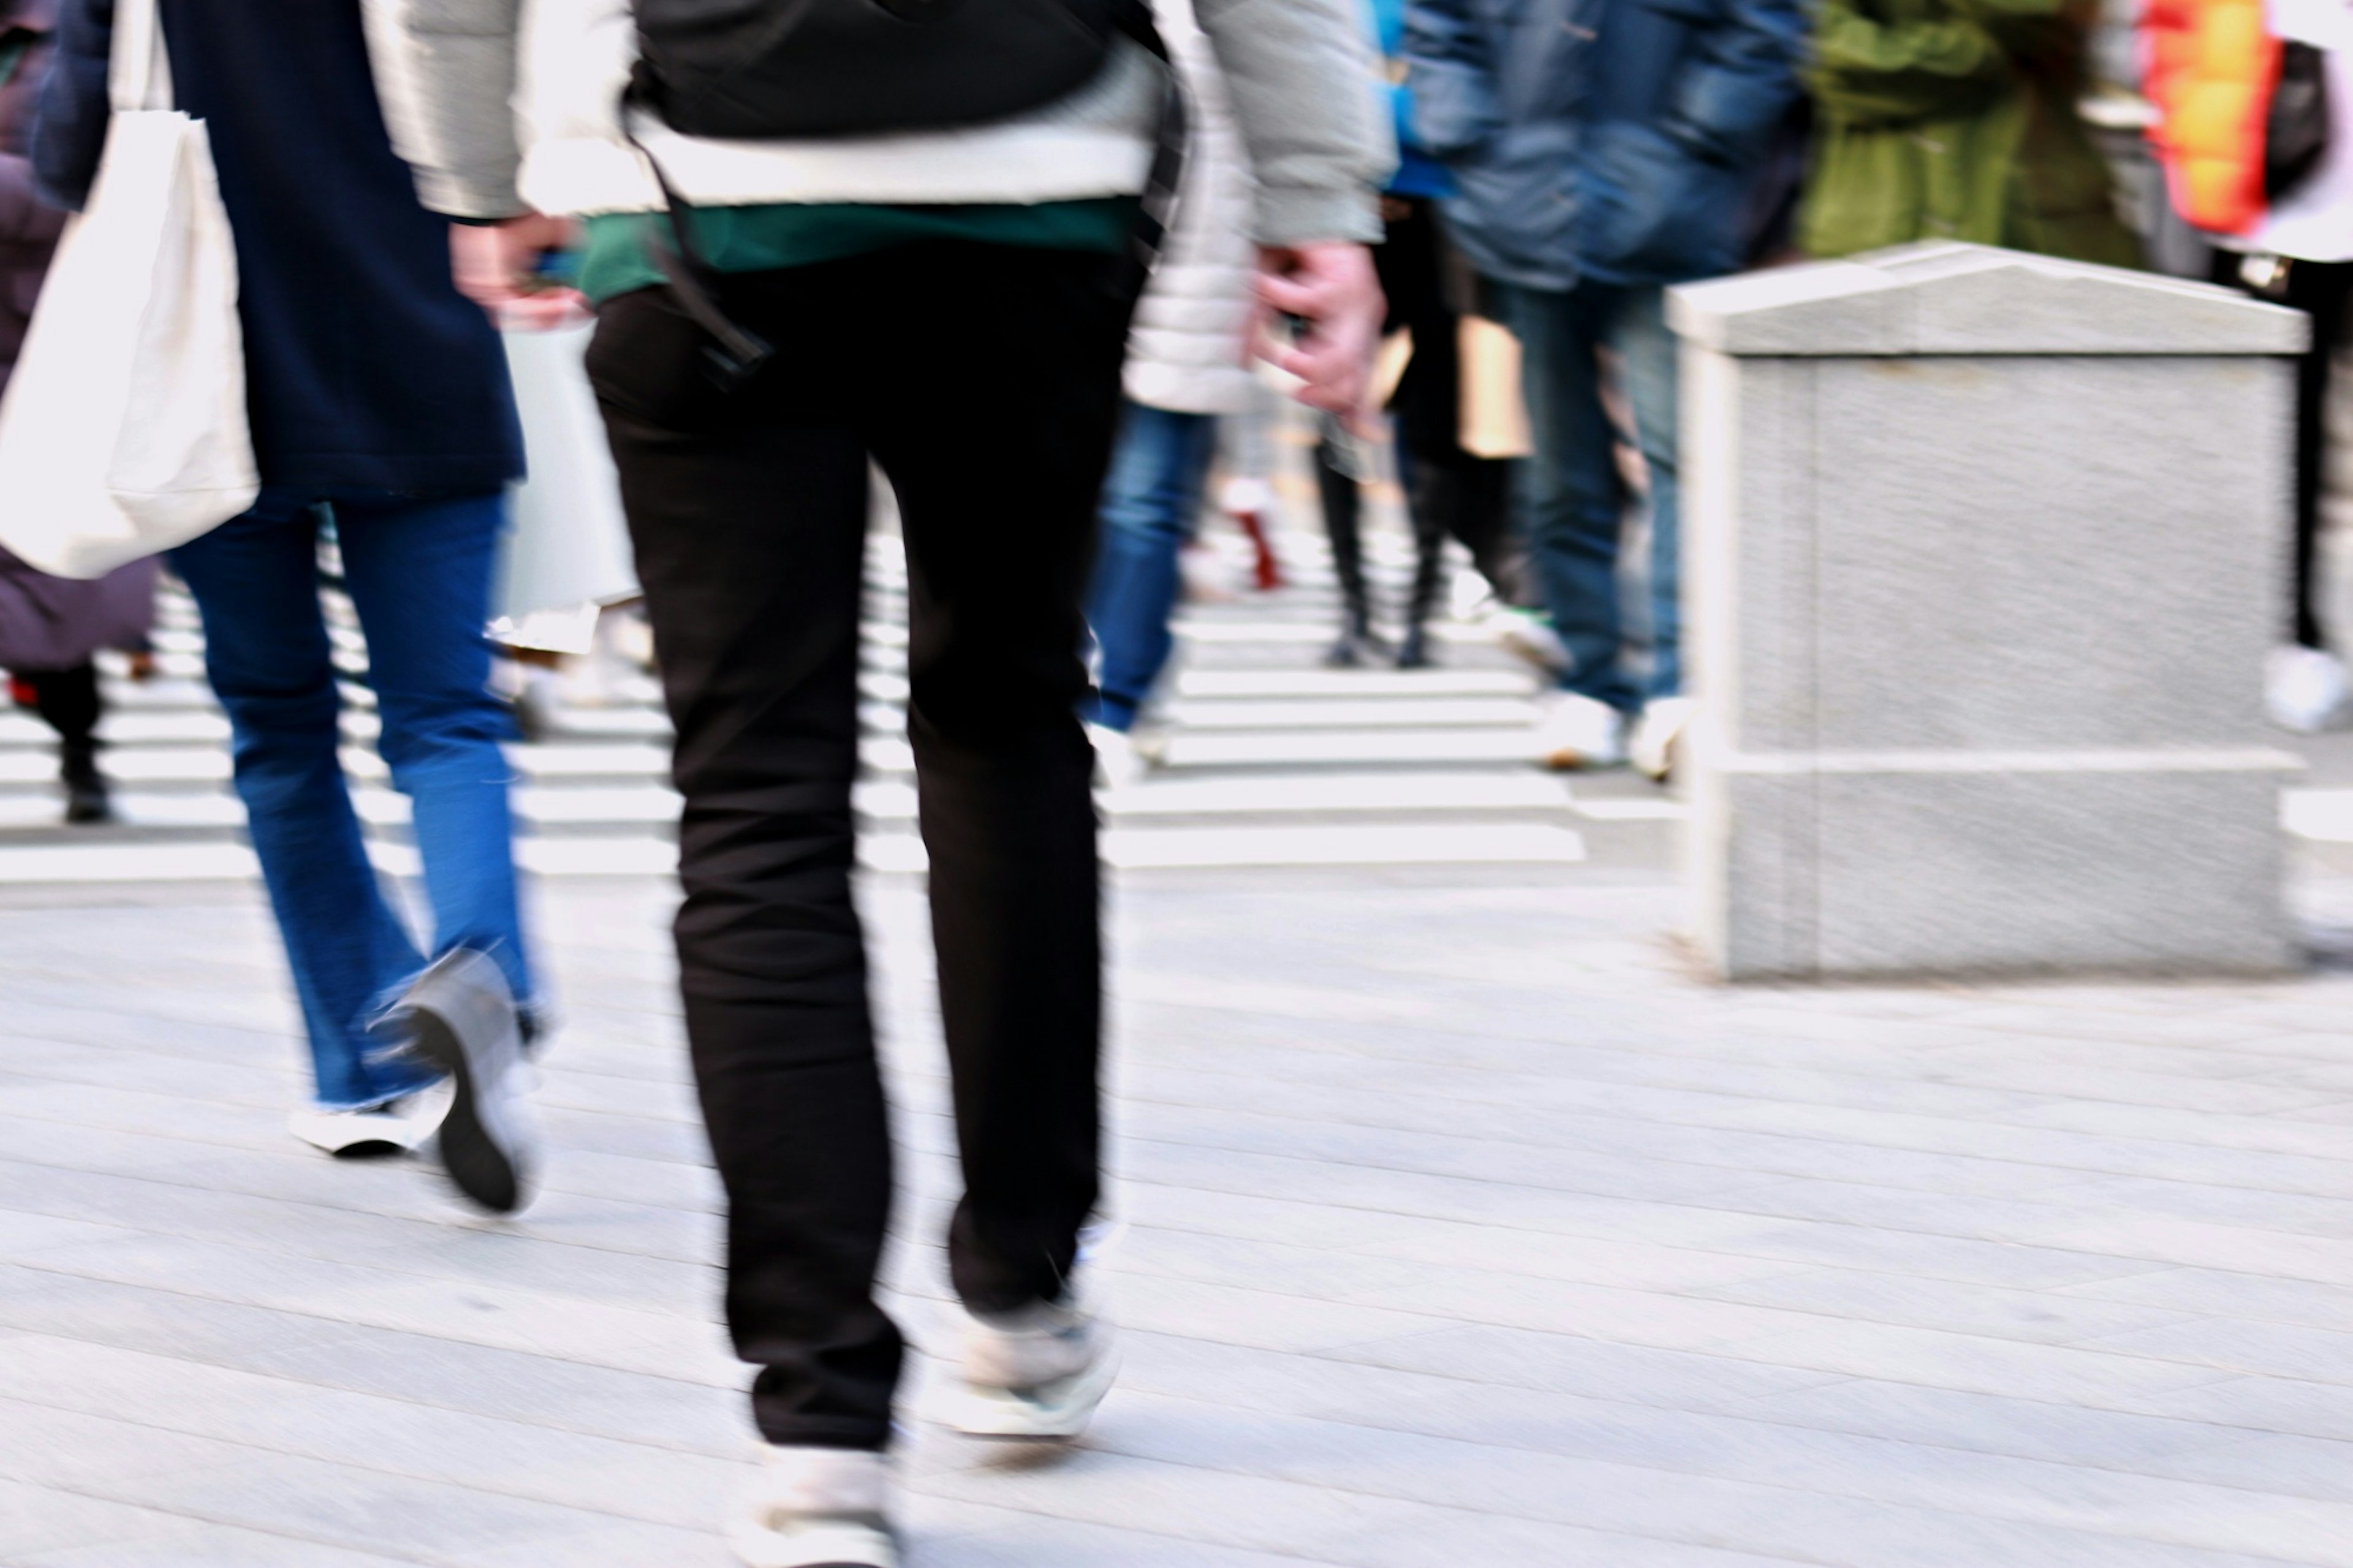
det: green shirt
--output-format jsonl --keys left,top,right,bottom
{"left": 580, "top": 197, "right": 1139, "bottom": 302}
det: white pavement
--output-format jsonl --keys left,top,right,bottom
{"left": 14, "top": 518, "right": 2353, "bottom": 1562}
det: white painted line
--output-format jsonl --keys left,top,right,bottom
{"left": 0, "top": 843, "right": 259, "bottom": 883}
{"left": 1106, "top": 824, "right": 1586, "bottom": 869}
{"left": 853, "top": 823, "right": 1586, "bottom": 873}
{"left": 507, "top": 744, "right": 670, "bottom": 778}
{"left": 1161, "top": 729, "right": 1540, "bottom": 768}
{"left": 1175, "top": 668, "right": 1534, "bottom": 699}
{"left": 1570, "top": 796, "right": 1690, "bottom": 822}
{"left": 539, "top": 708, "right": 673, "bottom": 740}
{"left": 1169, "top": 619, "right": 1506, "bottom": 646}
{"left": 1164, "top": 697, "right": 1540, "bottom": 732}
{"left": 1104, "top": 773, "right": 1574, "bottom": 816}
{"left": 515, "top": 838, "right": 680, "bottom": 876}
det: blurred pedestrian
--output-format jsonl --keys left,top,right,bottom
{"left": 1406, "top": 0, "right": 1806, "bottom": 774}
{"left": 34, "top": 0, "right": 540, "bottom": 1208}
{"left": 0, "top": 551, "right": 156, "bottom": 824}
{"left": 1800, "top": 0, "right": 2142, "bottom": 265}
{"left": 0, "top": 0, "right": 156, "bottom": 827}
{"left": 378, "top": 0, "right": 1389, "bottom": 1559}
{"left": 1082, "top": 0, "right": 1264, "bottom": 789}
{"left": 1317, "top": 0, "right": 1520, "bottom": 673}
{"left": 2146, "top": 0, "right": 2353, "bottom": 730}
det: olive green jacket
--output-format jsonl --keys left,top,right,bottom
{"left": 1797, "top": 0, "right": 2140, "bottom": 265}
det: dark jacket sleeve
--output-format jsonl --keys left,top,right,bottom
{"left": 28, "top": 0, "right": 111, "bottom": 212}
{"left": 1665, "top": 0, "right": 1811, "bottom": 164}
{"left": 1401, "top": 0, "right": 1501, "bottom": 159}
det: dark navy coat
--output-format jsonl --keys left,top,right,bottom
{"left": 1404, "top": 0, "right": 1808, "bottom": 292}
{"left": 31, "top": 0, "right": 521, "bottom": 494}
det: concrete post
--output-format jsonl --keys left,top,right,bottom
{"left": 1669, "top": 242, "right": 2308, "bottom": 980}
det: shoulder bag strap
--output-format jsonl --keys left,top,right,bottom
{"left": 108, "top": 0, "right": 173, "bottom": 114}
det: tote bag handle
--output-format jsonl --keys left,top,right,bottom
{"left": 108, "top": 0, "right": 171, "bottom": 115}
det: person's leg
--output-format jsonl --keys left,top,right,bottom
{"left": 863, "top": 242, "right": 1138, "bottom": 1320}
{"left": 20, "top": 663, "right": 108, "bottom": 822}
{"left": 1493, "top": 279, "right": 1640, "bottom": 713}
{"left": 1084, "top": 400, "right": 1220, "bottom": 732}
{"left": 330, "top": 489, "right": 534, "bottom": 1013}
{"left": 1610, "top": 286, "right": 1682, "bottom": 700}
{"left": 588, "top": 278, "right": 898, "bottom": 1452}
{"left": 1317, "top": 439, "right": 1377, "bottom": 663}
{"left": 171, "top": 495, "right": 434, "bottom": 1109}
{"left": 2286, "top": 259, "right": 2353, "bottom": 651}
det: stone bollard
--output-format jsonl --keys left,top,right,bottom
{"left": 1668, "top": 242, "right": 2307, "bottom": 980}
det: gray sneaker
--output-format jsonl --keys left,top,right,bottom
{"left": 374, "top": 950, "right": 537, "bottom": 1214}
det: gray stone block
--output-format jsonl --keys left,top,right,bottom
{"left": 1680, "top": 242, "right": 2299, "bottom": 979}
{"left": 1671, "top": 242, "right": 2308, "bottom": 358}
{"left": 1697, "top": 762, "right": 2295, "bottom": 979}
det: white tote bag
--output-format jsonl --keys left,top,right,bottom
{"left": 0, "top": 0, "right": 256, "bottom": 579}
{"left": 489, "top": 317, "right": 638, "bottom": 654}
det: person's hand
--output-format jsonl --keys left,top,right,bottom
{"left": 1251, "top": 241, "right": 1385, "bottom": 424}
{"left": 451, "top": 213, "right": 587, "bottom": 327}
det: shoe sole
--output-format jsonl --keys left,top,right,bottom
{"left": 406, "top": 1007, "right": 525, "bottom": 1214}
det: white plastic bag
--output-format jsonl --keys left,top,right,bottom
{"left": 0, "top": 0, "right": 256, "bottom": 578}
{"left": 490, "top": 317, "right": 637, "bottom": 653}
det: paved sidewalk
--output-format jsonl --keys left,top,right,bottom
{"left": 8, "top": 867, "right": 2353, "bottom": 1564}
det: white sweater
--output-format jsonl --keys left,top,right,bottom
{"left": 371, "top": 0, "right": 1390, "bottom": 246}
{"left": 1123, "top": 0, "right": 1259, "bottom": 415}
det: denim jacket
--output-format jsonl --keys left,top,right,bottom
{"left": 1404, "top": 0, "right": 1808, "bottom": 290}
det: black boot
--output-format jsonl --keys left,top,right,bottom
{"left": 1396, "top": 463, "right": 1453, "bottom": 670}
{"left": 61, "top": 741, "right": 111, "bottom": 825}
{"left": 1317, "top": 447, "right": 1385, "bottom": 668}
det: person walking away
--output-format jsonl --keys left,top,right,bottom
{"left": 1318, "top": 0, "right": 1520, "bottom": 672}
{"left": 1799, "top": 0, "right": 2143, "bottom": 265}
{"left": 1406, "top": 0, "right": 1807, "bottom": 773}
{"left": 34, "top": 0, "right": 540, "bottom": 1207}
{"left": 2146, "top": 0, "right": 2353, "bottom": 730}
{"left": 0, "top": 550, "right": 156, "bottom": 824}
{"left": 376, "top": 0, "right": 1389, "bottom": 1559}
{"left": 1082, "top": 0, "right": 1267, "bottom": 789}
{"left": 0, "top": 0, "right": 156, "bottom": 827}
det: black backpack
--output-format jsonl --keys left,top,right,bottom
{"left": 632, "top": 0, "right": 1142, "bottom": 138}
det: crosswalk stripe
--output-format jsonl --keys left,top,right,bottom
{"left": 0, "top": 523, "right": 1667, "bottom": 876}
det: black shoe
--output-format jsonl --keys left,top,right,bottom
{"left": 61, "top": 747, "right": 111, "bottom": 825}
{"left": 1395, "top": 625, "right": 1434, "bottom": 670}
{"left": 374, "top": 950, "right": 537, "bottom": 1214}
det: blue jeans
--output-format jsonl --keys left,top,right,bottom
{"left": 172, "top": 487, "right": 532, "bottom": 1108}
{"left": 1493, "top": 280, "right": 1681, "bottom": 710}
{"left": 1083, "top": 401, "right": 1221, "bottom": 732}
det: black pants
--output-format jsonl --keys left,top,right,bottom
{"left": 2217, "top": 252, "right": 2353, "bottom": 650}
{"left": 587, "top": 242, "right": 1139, "bottom": 1451}
{"left": 1319, "top": 199, "right": 1521, "bottom": 622}
{"left": 8, "top": 662, "right": 101, "bottom": 748}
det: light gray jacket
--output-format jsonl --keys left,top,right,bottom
{"left": 369, "top": 0, "right": 1388, "bottom": 246}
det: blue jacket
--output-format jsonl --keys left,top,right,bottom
{"left": 32, "top": 0, "right": 521, "bottom": 494}
{"left": 1404, "top": 0, "right": 1807, "bottom": 291}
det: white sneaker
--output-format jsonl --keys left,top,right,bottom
{"left": 287, "top": 1085, "right": 449, "bottom": 1156}
{"left": 1087, "top": 722, "right": 1148, "bottom": 792}
{"left": 728, "top": 1447, "right": 896, "bottom": 1568}
{"left": 947, "top": 1295, "right": 1117, "bottom": 1441}
{"left": 1628, "top": 696, "right": 1700, "bottom": 783}
{"left": 2267, "top": 645, "right": 2347, "bottom": 733}
{"left": 1534, "top": 691, "right": 1628, "bottom": 771}
{"left": 1493, "top": 609, "right": 1571, "bottom": 676}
